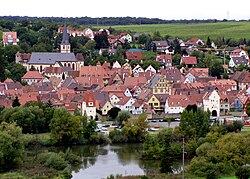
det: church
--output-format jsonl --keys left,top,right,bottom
{"left": 17, "top": 22, "right": 84, "bottom": 73}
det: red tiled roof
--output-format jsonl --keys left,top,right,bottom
{"left": 167, "top": 95, "right": 195, "bottom": 107}
{"left": 125, "top": 51, "right": 143, "bottom": 61}
{"left": 156, "top": 54, "right": 172, "bottom": 63}
{"left": 4, "top": 78, "right": 14, "bottom": 83}
{"left": 188, "top": 68, "right": 209, "bottom": 77}
{"left": 80, "top": 65, "right": 109, "bottom": 79}
{"left": 181, "top": 56, "right": 197, "bottom": 65}
{"left": 117, "top": 96, "right": 131, "bottom": 105}
{"left": 19, "top": 93, "right": 39, "bottom": 105}
{"left": 44, "top": 67, "right": 63, "bottom": 74}
{"left": 22, "top": 71, "right": 44, "bottom": 79}
{"left": 124, "top": 77, "right": 147, "bottom": 88}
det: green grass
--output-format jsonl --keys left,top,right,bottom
{"left": 220, "top": 176, "right": 237, "bottom": 179}
{"left": 242, "top": 126, "right": 250, "bottom": 134}
{"left": 0, "top": 172, "right": 26, "bottom": 179}
{"left": 93, "top": 21, "right": 250, "bottom": 40}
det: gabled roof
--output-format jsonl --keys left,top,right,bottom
{"left": 181, "top": 56, "right": 197, "bottom": 65}
{"left": 125, "top": 51, "right": 143, "bottom": 61}
{"left": 117, "top": 96, "right": 131, "bottom": 105}
{"left": 80, "top": 65, "right": 109, "bottom": 79}
{"left": 28, "top": 52, "right": 77, "bottom": 65}
{"left": 4, "top": 78, "right": 14, "bottom": 83}
{"left": 145, "top": 75, "right": 159, "bottom": 88}
{"left": 188, "top": 68, "right": 209, "bottom": 78}
{"left": 156, "top": 54, "right": 172, "bottom": 63}
{"left": 231, "top": 56, "right": 248, "bottom": 65}
{"left": 22, "top": 71, "right": 44, "bottom": 79}
{"left": 152, "top": 41, "right": 169, "bottom": 47}
{"left": 167, "top": 95, "right": 195, "bottom": 107}
{"left": 60, "top": 77, "right": 77, "bottom": 88}
{"left": 159, "top": 67, "right": 182, "bottom": 82}
{"left": 124, "top": 77, "right": 147, "bottom": 88}
{"left": 75, "top": 76, "right": 104, "bottom": 88}
{"left": 93, "top": 91, "right": 110, "bottom": 108}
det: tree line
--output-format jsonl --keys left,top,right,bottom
{"left": 0, "top": 16, "right": 243, "bottom": 26}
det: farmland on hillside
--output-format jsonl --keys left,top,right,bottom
{"left": 94, "top": 22, "right": 250, "bottom": 41}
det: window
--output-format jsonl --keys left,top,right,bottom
{"left": 88, "top": 102, "right": 93, "bottom": 106}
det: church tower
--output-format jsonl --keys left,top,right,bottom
{"left": 60, "top": 22, "right": 71, "bottom": 53}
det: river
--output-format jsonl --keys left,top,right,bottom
{"left": 70, "top": 144, "right": 161, "bottom": 179}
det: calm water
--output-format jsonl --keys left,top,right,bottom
{"left": 70, "top": 144, "right": 161, "bottom": 179}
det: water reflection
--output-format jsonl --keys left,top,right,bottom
{"left": 72, "top": 144, "right": 152, "bottom": 179}
{"left": 27, "top": 144, "right": 182, "bottom": 179}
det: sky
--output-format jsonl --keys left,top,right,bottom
{"left": 1, "top": 0, "right": 250, "bottom": 20}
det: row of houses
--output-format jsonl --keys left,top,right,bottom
{"left": 1, "top": 61, "right": 250, "bottom": 119}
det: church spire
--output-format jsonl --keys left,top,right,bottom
{"left": 61, "top": 21, "right": 69, "bottom": 45}
{"left": 60, "top": 21, "right": 71, "bottom": 53}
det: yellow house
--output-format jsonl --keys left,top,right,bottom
{"left": 122, "top": 62, "right": 133, "bottom": 76}
{"left": 146, "top": 94, "right": 160, "bottom": 109}
{"left": 101, "top": 101, "right": 113, "bottom": 115}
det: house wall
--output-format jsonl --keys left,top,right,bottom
{"left": 147, "top": 95, "right": 160, "bottom": 109}
{"left": 203, "top": 91, "right": 220, "bottom": 116}
{"left": 165, "top": 105, "right": 184, "bottom": 114}
{"left": 102, "top": 101, "right": 113, "bottom": 115}
{"left": 110, "top": 95, "right": 120, "bottom": 105}
{"left": 22, "top": 78, "right": 40, "bottom": 85}
{"left": 229, "top": 58, "right": 236, "bottom": 68}
{"left": 131, "top": 106, "right": 143, "bottom": 115}
{"left": 45, "top": 72, "right": 69, "bottom": 79}
{"left": 82, "top": 102, "right": 96, "bottom": 119}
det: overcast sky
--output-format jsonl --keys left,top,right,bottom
{"left": 1, "top": 0, "right": 250, "bottom": 20}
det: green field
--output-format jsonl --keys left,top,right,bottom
{"left": 94, "top": 22, "right": 250, "bottom": 41}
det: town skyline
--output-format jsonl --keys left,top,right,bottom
{"left": 1, "top": 0, "right": 250, "bottom": 21}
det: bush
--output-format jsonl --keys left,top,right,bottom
{"left": 109, "top": 130, "right": 128, "bottom": 143}
{"left": 89, "top": 133, "right": 111, "bottom": 144}
{"left": 24, "top": 133, "right": 54, "bottom": 147}
{"left": 64, "top": 149, "right": 81, "bottom": 165}
{"left": 225, "top": 120, "right": 244, "bottom": 133}
{"left": 235, "top": 165, "right": 250, "bottom": 179}
{"left": 37, "top": 152, "right": 67, "bottom": 170}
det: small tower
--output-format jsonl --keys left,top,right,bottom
{"left": 60, "top": 22, "right": 71, "bottom": 53}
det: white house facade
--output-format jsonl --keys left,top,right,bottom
{"left": 203, "top": 90, "right": 221, "bottom": 117}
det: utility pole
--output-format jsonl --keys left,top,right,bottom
{"left": 182, "top": 137, "right": 185, "bottom": 179}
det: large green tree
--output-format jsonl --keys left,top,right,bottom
{"left": 115, "top": 110, "right": 131, "bottom": 126}
{"left": 0, "top": 122, "right": 24, "bottom": 172}
{"left": 189, "top": 133, "right": 250, "bottom": 178}
{"left": 94, "top": 32, "right": 109, "bottom": 50}
{"left": 49, "top": 109, "right": 82, "bottom": 144}
{"left": 123, "top": 113, "right": 148, "bottom": 142}
{"left": 179, "top": 108, "right": 210, "bottom": 139}
{"left": 6, "top": 63, "right": 26, "bottom": 82}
